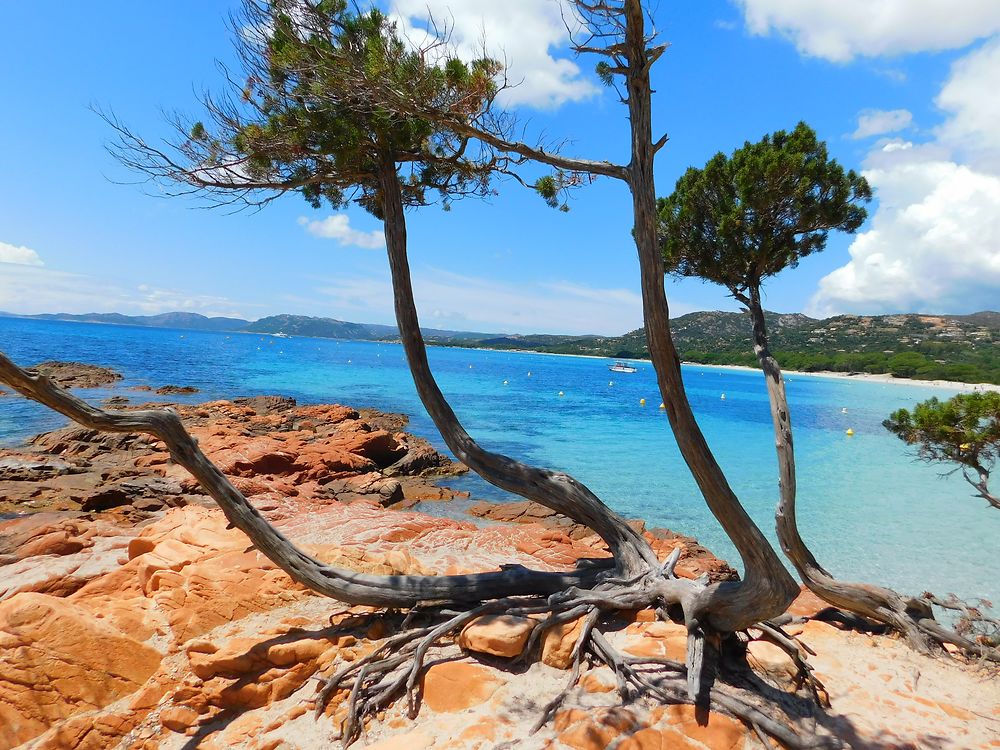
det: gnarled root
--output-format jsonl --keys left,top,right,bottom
{"left": 314, "top": 572, "right": 839, "bottom": 749}
{"left": 802, "top": 584, "right": 1000, "bottom": 665}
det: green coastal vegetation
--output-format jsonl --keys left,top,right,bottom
{"left": 4, "top": 307, "right": 998, "bottom": 384}
{"left": 442, "top": 309, "right": 1000, "bottom": 384}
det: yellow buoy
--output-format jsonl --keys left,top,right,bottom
{"left": 959, "top": 442, "right": 971, "bottom": 450}
{"left": 640, "top": 398, "right": 646, "bottom": 406}
{"left": 558, "top": 391, "right": 564, "bottom": 397}
{"left": 659, "top": 403, "right": 665, "bottom": 409}
{"left": 846, "top": 428, "right": 854, "bottom": 436}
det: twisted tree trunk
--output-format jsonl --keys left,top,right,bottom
{"left": 376, "top": 151, "right": 660, "bottom": 577}
{"left": 742, "top": 287, "right": 999, "bottom": 661}
{"left": 621, "top": 0, "right": 798, "bottom": 633}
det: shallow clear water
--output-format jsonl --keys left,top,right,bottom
{"left": 1, "top": 317, "right": 995, "bottom": 606}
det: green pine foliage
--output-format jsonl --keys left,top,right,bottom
{"left": 173, "top": 1, "right": 502, "bottom": 215}
{"left": 884, "top": 391, "right": 1000, "bottom": 473}
{"left": 658, "top": 121, "right": 872, "bottom": 295}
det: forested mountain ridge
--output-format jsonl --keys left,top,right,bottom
{"left": 2, "top": 309, "right": 997, "bottom": 383}
{"left": 442, "top": 310, "right": 1000, "bottom": 384}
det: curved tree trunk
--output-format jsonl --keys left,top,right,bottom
{"left": 962, "top": 467, "right": 1000, "bottom": 510}
{"left": 742, "top": 287, "right": 942, "bottom": 652}
{"left": 621, "top": 0, "right": 798, "bottom": 632}
{"left": 0, "top": 352, "right": 607, "bottom": 607}
{"left": 376, "top": 151, "right": 660, "bottom": 577}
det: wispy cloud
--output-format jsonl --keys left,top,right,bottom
{"left": 851, "top": 108, "right": 913, "bottom": 139}
{"left": 0, "top": 263, "right": 259, "bottom": 318}
{"left": 313, "top": 267, "right": 690, "bottom": 335}
{"left": 734, "top": 0, "right": 1000, "bottom": 61}
{"left": 298, "top": 214, "right": 385, "bottom": 249}
{"left": 0, "top": 241, "right": 44, "bottom": 267}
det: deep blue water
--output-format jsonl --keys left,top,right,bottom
{"left": 0, "top": 317, "right": 996, "bottom": 606}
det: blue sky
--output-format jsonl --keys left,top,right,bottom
{"left": 1, "top": 1, "right": 998, "bottom": 334}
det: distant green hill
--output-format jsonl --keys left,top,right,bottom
{"left": 3, "top": 309, "right": 997, "bottom": 384}
{"left": 445, "top": 310, "right": 1000, "bottom": 384}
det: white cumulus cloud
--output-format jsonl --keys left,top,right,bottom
{"left": 389, "top": 0, "right": 599, "bottom": 109}
{"left": 810, "top": 32, "right": 1000, "bottom": 316}
{"left": 809, "top": 150, "right": 1000, "bottom": 316}
{"left": 0, "top": 241, "right": 44, "bottom": 267}
{"left": 733, "top": 0, "right": 1000, "bottom": 61}
{"left": 851, "top": 108, "right": 912, "bottom": 140}
{"left": 298, "top": 214, "right": 385, "bottom": 249}
{"left": 935, "top": 37, "right": 1000, "bottom": 171}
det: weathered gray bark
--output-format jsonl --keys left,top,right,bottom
{"left": 376, "top": 152, "right": 661, "bottom": 578}
{"left": 962, "top": 466, "right": 1000, "bottom": 510}
{"left": 741, "top": 287, "right": 999, "bottom": 661}
{"left": 0, "top": 352, "right": 605, "bottom": 606}
{"left": 620, "top": 0, "right": 798, "bottom": 632}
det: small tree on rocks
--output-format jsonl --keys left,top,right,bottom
{"left": 0, "top": 2, "right": 849, "bottom": 746}
{"left": 658, "top": 122, "right": 999, "bottom": 662}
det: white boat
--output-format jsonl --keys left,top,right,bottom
{"left": 271, "top": 332, "right": 291, "bottom": 339}
{"left": 609, "top": 361, "right": 638, "bottom": 373}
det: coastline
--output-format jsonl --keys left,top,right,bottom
{"left": 454, "top": 343, "right": 999, "bottom": 392}
{"left": 684, "top": 361, "right": 1000, "bottom": 393}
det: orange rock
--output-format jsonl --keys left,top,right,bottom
{"left": 651, "top": 704, "right": 750, "bottom": 750}
{"left": 556, "top": 707, "right": 639, "bottom": 750}
{"left": 458, "top": 720, "right": 498, "bottom": 743}
{"left": 785, "top": 587, "right": 830, "bottom": 618}
{"left": 747, "top": 640, "right": 798, "bottom": 681}
{"left": 622, "top": 620, "right": 688, "bottom": 662}
{"left": 0, "top": 593, "right": 162, "bottom": 749}
{"left": 419, "top": 661, "right": 502, "bottom": 712}
{"left": 160, "top": 705, "right": 201, "bottom": 733}
{"left": 363, "top": 731, "right": 434, "bottom": 750}
{"left": 458, "top": 614, "right": 536, "bottom": 658}
{"left": 541, "top": 615, "right": 586, "bottom": 669}
{"left": 580, "top": 669, "right": 616, "bottom": 693}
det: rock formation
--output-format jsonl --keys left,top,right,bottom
{"left": 0, "top": 398, "right": 997, "bottom": 749}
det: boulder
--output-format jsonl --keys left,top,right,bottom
{"left": 29, "top": 361, "right": 122, "bottom": 389}
{"left": 419, "top": 661, "right": 502, "bottom": 713}
{"left": 458, "top": 614, "right": 536, "bottom": 658}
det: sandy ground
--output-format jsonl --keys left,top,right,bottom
{"left": 685, "top": 362, "right": 1000, "bottom": 392}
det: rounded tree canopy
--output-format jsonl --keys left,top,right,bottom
{"left": 107, "top": 0, "right": 504, "bottom": 216}
{"left": 657, "top": 121, "right": 872, "bottom": 295}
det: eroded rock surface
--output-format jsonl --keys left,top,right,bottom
{"left": 0, "top": 397, "right": 463, "bottom": 518}
{"left": 27, "top": 361, "right": 123, "bottom": 389}
{"left": 0, "top": 399, "right": 997, "bottom": 750}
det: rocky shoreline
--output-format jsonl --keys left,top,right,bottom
{"left": 1, "top": 376, "right": 998, "bottom": 749}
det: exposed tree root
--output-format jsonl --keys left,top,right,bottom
{"left": 313, "top": 574, "right": 840, "bottom": 749}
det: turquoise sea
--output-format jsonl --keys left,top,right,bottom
{"left": 0, "top": 317, "right": 996, "bottom": 608}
